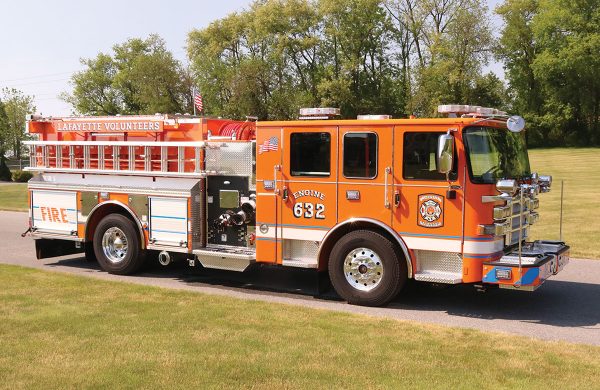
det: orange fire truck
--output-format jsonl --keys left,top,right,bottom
{"left": 23, "top": 106, "right": 569, "bottom": 306}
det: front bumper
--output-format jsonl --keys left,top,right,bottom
{"left": 482, "top": 240, "right": 570, "bottom": 291}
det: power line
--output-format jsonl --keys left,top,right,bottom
{"left": 1, "top": 78, "right": 71, "bottom": 88}
{"left": 0, "top": 71, "right": 78, "bottom": 84}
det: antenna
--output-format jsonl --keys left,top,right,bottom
{"left": 560, "top": 180, "right": 564, "bottom": 241}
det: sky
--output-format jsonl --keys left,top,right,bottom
{"left": 0, "top": 0, "right": 504, "bottom": 116}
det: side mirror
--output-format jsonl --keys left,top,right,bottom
{"left": 507, "top": 115, "right": 525, "bottom": 133}
{"left": 437, "top": 133, "right": 454, "bottom": 174}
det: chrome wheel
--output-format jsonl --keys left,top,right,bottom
{"left": 101, "top": 227, "right": 129, "bottom": 264}
{"left": 343, "top": 247, "right": 384, "bottom": 292}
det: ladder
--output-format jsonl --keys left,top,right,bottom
{"left": 24, "top": 141, "right": 206, "bottom": 178}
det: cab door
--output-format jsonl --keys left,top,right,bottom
{"left": 280, "top": 127, "right": 338, "bottom": 268}
{"left": 392, "top": 127, "right": 464, "bottom": 260}
{"left": 337, "top": 126, "right": 394, "bottom": 225}
{"left": 255, "top": 126, "right": 282, "bottom": 264}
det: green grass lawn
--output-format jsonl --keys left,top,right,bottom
{"left": 0, "top": 183, "right": 27, "bottom": 211}
{"left": 528, "top": 148, "right": 600, "bottom": 259}
{"left": 0, "top": 264, "right": 598, "bottom": 389}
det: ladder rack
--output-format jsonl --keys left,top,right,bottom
{"left": 24, "top": 141, "right": 207, "bottom": 178}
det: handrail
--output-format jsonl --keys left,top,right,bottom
{"left": 25, "top": 140, "right": 208, "bottom": 177}
{"left": 23, "top": 140, "right": 206, "bottom": 147}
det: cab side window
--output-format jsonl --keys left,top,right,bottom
{"left": 343, "top": 133, "right": 378, "bottom": 179}
{"left": 403, "top": 132, "right": 456, "bottom": 180}
{"left": 290, "top": 132, "right": 331, "bottom": 177}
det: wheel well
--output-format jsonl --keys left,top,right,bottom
{"left": 85, "top": 202, "right": 146, "bottom": 249}
{"left": 318, "top": 220, "right": 413, "bottom": 277}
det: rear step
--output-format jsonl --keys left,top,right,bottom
{"left": 193, "top": 245, "right": 256, "bottom": 272}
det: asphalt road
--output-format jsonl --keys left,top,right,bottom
{"left": 1, "top": 210, "right": 599, "bottom": 346}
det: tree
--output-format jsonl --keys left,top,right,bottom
{"left": 532, "top": 0, "right": 600, "bottom": 145}
{"left": 1, "top": 88, "right": 35, "bottom": 160}
{"left": 64, "top": 35, "right": 192, "bottom": 115}
{"left": 399, "top": 0, "right": 494, "bottom": 115}
{"left": 0, "top": 100, "right": 11, "bottom": 181}
{"left": 497, "top": 0, "right": 600, "bottom": 146}
{"left": 319, "top": 0, "right": 400, "bottom": 117}
{"left": 187, "top": 0, "right": 501, "bottom": 120}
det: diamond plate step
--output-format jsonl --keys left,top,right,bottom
{"left": 193, "top": 246, "right": 256, "bottom": 272}
{"left": 414, "top": 271, "right": 462, "bottom": 284}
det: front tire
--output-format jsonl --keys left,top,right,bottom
{"left": 329, "top": 230, "right": 407, "bottom": 306}
{"left": 93, "top": 214, "right": 145, "bottom": 275}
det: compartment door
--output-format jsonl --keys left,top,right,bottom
{"left": 149, "top": 197, "right": 189, "bottom": 247}
{"left": 31, "top": 190, "right": 78, "bottom": 235}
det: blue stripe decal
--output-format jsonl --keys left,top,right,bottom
{"left": 255, "top": 237, "right": 280, "bottom": 242}
{"left": 151, "top": 215, "right": 186, "bottom": 220}
{"left": 255, "top": 222, "right": 330, "bottom": 230}
{"left": 33, "top": 218, "right": 76, "bottom": 225}
{"left": 517, "top": 268, "right": 539, "bottom": 285}
{"left": 398, "top": 232, "right": 461, "bottom": 240}
{"left": 32, "top": 206, "right": 77, "bottom": 212}
{"left": 483, "top": 267, "right": 500, "bottom": 283}
{"left": 151, "top": 229, "right": 187, "bottom": 235}
{"left": 464, "top": 236, "right": 498, "bottom": 242}
{"left": 463, "top": 251, "right": 504, "bottom": 259}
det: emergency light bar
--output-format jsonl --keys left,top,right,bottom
{"left": 438, "top": 105, "right": 507, "bottom": 116}
{"left": 299, "top": 107, "right": 341, "bottom": 120}
{"left": 357, "top": 115, "right": 391, "bottom": 120}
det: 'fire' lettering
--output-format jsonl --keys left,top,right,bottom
{"left": 39, "top": 206, "right": 69, "bottom": 223}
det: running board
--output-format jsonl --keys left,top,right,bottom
{"left": 414, "top": 271, "right": 462, "bottom": 284}
{"left": 193, "top": 246, "right": 256, "bottom": 272}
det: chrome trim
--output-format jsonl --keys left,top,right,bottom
{"left": 493, "top": 205, "right": 511, "bottom": 220}
{"left": 477, "top": 221, "right": 510, "bottom": 236}
{"left": 28, "top": 183, "right": 194, "bottom": 198}
{"left": 496, "top": 179, "right": 517, "bottom": 195}
{"left": 282, "top": 259, "right": 319, "bottom": 269}
{"left": 25, "top": 167, "right": 206, "bottom": 179}
{"left": 24, "top": 140, "right": 206, "bottom": 148}
{"left": 384, "top": 167, "right": 391, "bottom": 208}
{"left": 85, "top": 201, "right": 146, "bottom": 249}
{"left": 31, "top": 233, "right": 84, "bottom": 242}
{"left": 317, "top": 218, "right": 413, "bottom": 278}
{"left": 343, "top": 247, "right": 384, "bottom": 291}
{"left": 147, "top": 244, "right": 191, "bottom": 254}
{"left": 101, "top": 227, "right": 129, "bottom": 264}
{"left": 482, "top": 193, "right": 514, "bottom": 203}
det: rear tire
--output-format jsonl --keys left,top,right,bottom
{"left": 329, "top": 230, "right": 407, "bottom": 306}
{"left": 93, "top": 214, "right": 145, "bottom": 275}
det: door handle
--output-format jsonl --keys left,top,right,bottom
{"left": 273, "top": 165, "right": 281, "bottom": 195}
{"left": 394, "top": 190, "right": 401, "bottom": 207}
{"left": 384, "top": 167, "right": 391, "bottom": 209}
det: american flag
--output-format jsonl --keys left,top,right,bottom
{"left": 194, "top": 93, "right": 204, "bottom": 112}
{"left": 259, "top": 136, "right": 279, "bottom": 154}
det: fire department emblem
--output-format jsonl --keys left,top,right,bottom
{"left": 418, "top": 194, "right": 444, "bottom": 228}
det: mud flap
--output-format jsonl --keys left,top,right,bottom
{"left": 35, "top": 239, "right": 84, "bottom": 260}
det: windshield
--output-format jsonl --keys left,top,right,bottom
{"left": 463, "top": 126, "right": 531, "bottom": 184}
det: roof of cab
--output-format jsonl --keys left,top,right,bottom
{"left": 257, "top": 117, "right": 507, "bottom": 128}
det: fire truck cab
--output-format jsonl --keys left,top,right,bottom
{"left": 23, "top": 106, "right": 569, "bottom": 306}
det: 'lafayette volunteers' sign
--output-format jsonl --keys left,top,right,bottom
{"left": 56, "top": 120, "right": 163, "bottom": 132}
